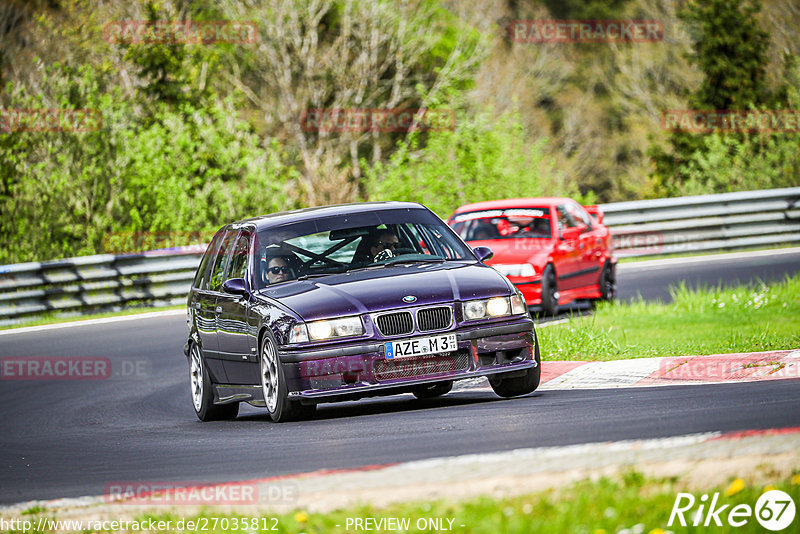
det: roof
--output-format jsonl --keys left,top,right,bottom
{"left": 232, "top": 201, "right": 427, "bottom": 231}
{"left": 449, "top": 198, "right": 575, "bottom": 216}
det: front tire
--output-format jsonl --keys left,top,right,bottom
{"left": 190, "top": 343, "right": 239, "bottom": 421}
{"left": 489, "top": 333, "right": 541, "bottom": 398}
{"left": 260, "top": 332, "right": 316, "bottom": 422}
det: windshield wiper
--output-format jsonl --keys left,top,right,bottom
{"left": 296, "top": 272, "right": 337, "bottom": 281}
{"left": 383, "top": 256, "right": 446, "bottom": 266}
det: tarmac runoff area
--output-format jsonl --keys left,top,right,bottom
{"left": 1, "top": 351, "right": 798, "bottom": 524}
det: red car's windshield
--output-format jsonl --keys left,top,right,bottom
{"left": 450, "top": 208, "right": 552, "bottom": 240}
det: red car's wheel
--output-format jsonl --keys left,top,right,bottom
{"left": 600, "top": 262, "right": 616, "bottom": 302}
{"left": 540, "top": 264, "right": 559, "bottom": 315}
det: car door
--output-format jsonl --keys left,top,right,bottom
{"left": 190, "top": 232, "right": 224, "bottom": 381}
{"left": 217, "top": 229, "right": 260, "bottom": 384}
{"left": 554, "top": 204, "right": 583, "bottom": 290}
{"left": 567, "top": 202, "right": 602, "bottom": 289}
{"left": 201, "top": 229, "right": 239, "bottom": 383}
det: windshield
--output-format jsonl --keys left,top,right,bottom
{"left": 450, "top": 208, "right": 552, "bottom": 241}
{"left": 254, "top": 208, "right": 474, "bottom": 288}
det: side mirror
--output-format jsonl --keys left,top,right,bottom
{"left": 560, "top": 227, "right": 581, "bottom": 241}
{"left": 222, "top": 278, "right": 248, "bottom": 296}
{"left": 472, "top": 246, "right": 494, "bottom": 262}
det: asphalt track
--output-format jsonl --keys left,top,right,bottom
{"left": 1, "top": 249, "right": 799, "bottom": 505}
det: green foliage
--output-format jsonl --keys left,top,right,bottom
{"left": 364, "top": 108, "right": 551, "bottom": 219}
{"left": 680, "top": 0, "right": 772, "bottom": 110}
{"left": 677, "top": 131, "right": 800, "bottom": 195}
{"left": 0, "top": 63, "right": 298, "bottom": 264}
{"left": 86, "top": 473, "right": 800, "bottom": 534}
{"left": 649, "top": 0, "right": 792, "bottom": 196}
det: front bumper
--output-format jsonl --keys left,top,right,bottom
{"left": 277, "top": 319, "right": 537, "bottom": 401}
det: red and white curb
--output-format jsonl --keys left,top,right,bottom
{"left": 539, "top": 349, "right": 800, "bottom": 390}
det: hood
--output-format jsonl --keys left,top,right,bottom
{"left": 470, "top": 238, "right": 553, "bottom": 265}
{"left": 256, "top": 261, "right": 513, "bottom": 321}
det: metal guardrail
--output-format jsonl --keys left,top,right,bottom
{"left": 603, "top": 187, "right": 800, "bottom": 257}
{"left": 1, "top": 187, "right": 799, "bottom": 325}
{"left": 0, "top": 248, "right": 205, "bottom": 325}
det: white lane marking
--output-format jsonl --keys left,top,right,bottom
{"left": 539, "top": 357, "right": 664, "bottom": 390}
{"left": 536, "top": 317, "right": 571, "bottom": 328}
{"left": 0, "top": 432, "right": 722, "bottom": 512}
{"left": 396, "top": 432, "right": 722, "bottom": 473}
{"left": 0, "top": 432, "right": 728, "bottom": 513}
{"left": 0, "top": 309, "right": 186, "bottom": 336}
{"left": 617, "top": 246, "right": 800, "bottom": 271}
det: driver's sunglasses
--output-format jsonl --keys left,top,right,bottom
{"left": 268, "top": 266, "right": 291, "bottom": 274}
{"left": 377, "top": 241, "right": 399, "bottom": 250}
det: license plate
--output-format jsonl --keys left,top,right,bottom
{"left": 384, "top": 333, "right": 457, "bottom": 360}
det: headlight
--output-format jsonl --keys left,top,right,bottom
{"left": 304, "top": 316, "right": 364, "bottom": 341}
{"left": 493, "top": 263, "right": 536, "bottom": 277}
{"left": 463, "top": 296, "right": 526, "bottom": 320}
{"left": 486, "top": 297, "right": 509, "bottom": 316}
{"left": 463, "top": 300, "right": 487, "bottom": 320}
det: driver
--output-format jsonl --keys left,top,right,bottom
{"left": 261, "top": 248, "right": 301, "bottom": 285}
{"left": 369, "top": 230, "right": 400, "bottom": 262}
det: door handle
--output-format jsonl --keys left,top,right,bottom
{"left": 215, "top": 306, "right": 222, "bottom": 314}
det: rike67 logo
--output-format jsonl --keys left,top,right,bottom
{"left": 669, "top": 489, "right": 796, "bottom": 531}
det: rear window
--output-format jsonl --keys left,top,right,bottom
{"left": 450, "top": 208, "right": 552, "bottom": 240}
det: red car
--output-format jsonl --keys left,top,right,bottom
{"left": 448, "top": 198, "right": 616, "bottom": 314}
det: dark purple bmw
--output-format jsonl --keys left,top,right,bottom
{"left": 185, "top": 202, "right": 540, "bottom": 422}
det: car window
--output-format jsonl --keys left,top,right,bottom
{"left": 227, "top": 231, "right": 252, "bottom": 281}
{"left": 253, "top": 209, "right": 473, "bottom": 289}
{"left": 450, "top": 208, "right": 552, "bottom": 240}
{"left": 556, "top": 205, "right": 576, "bottom": 231}
{"left": 194, "top": 230, "right": 224, "bottom": 290}
{"left": 209, "top": 230, "right": 238, "bottom": 292}
{"left": 567, "top": 203, "right": 594, "bottom": 232}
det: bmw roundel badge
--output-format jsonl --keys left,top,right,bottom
{"left": 403, "top": 295, "right": 417, "bottom": 303}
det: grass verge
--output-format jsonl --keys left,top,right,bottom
{"left": 616, "top": 243, "right": 800, "bottom": 263}
{"left": 539, "top": 275, "right": 800, "bottom": 361}
{"left": 7, "top": 471, "right": 800, "bottom": 533}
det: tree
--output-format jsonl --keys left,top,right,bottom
{"left": 650, "top": 0, "right": 778, "bottom": 196}
{"left": 219, "top": 0, "right": 484, "bottom": 206}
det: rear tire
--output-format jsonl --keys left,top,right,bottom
{"left": 540, "top": 264, "right": 559, "bottom": 315}
{"left": 599, "top": 262, "right": 616, "bottom": 302}
{"left": 489, "top": 333, "right": 541, "bottom": 398}
{"left": 190, "top": 343, "right": 239, "bottom": 422}
{"left": 260, "top": 332, "right": 316, "bottom": 422}
{"left": 412, "top": 381, "right": 453, "bottom": 399}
